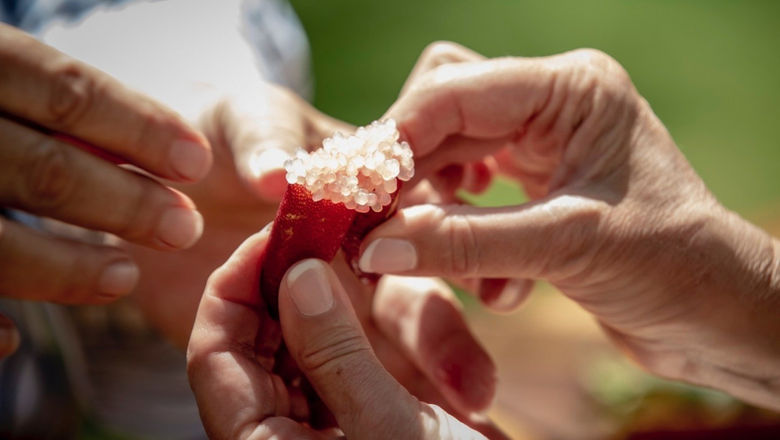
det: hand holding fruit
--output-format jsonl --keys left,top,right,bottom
{"left": 187, "top": 229, "right": 505, "bottom": 439}
{"left": 360, "top": 42, "right": 780, "bottom": 410}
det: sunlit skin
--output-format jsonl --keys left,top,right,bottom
{"left": 192, "top": 41, "right": 779, "bottom": 438}
{"left": 364, "top": 42, "right": 780, "bottom": 411}
{"left": 0, "top": 23, "right": 211, "bottom": 355}
{"left": 121, "top": 79, "right": 501, "bottom": 435}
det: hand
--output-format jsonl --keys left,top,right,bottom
{"left": 358, "top": 43, "right": 780, "bottom": 409}
{"left": 121, "top": 79, "right": 357, "bottom": 348}
{"left": 0, "top": 24, "right": 211, "bottom": 355}
{"left": 36, "top": 0, "right": 354, "bottom": 348}
{"left": 187, "top": 230, "right": 505, "bottom": 439}
{"left": 391, "top": 43, "right": 527, "bottom": 311}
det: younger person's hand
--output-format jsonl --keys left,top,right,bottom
{"left": 188, "top": 230, "right": 505, "bottom": 439}
{"left": 0, "top": 24, "right": 211, "bottom": 355}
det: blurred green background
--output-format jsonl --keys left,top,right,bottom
{"left": 289, "top": 0, "right": 780, "bottom": 221}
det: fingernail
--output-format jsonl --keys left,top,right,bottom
{"left": 286, "top": 260, "right": 334, "bottom": 316}
{"left": 156, "top": 208, "right": 204, "bottom": 249}
{"left": 249, "top": 148, "right": 291, "bottom": 178}
{"left": 170, "top": 140, "right": 211, "bottom": 180}
{"left": 98, "top": 260, "right": 139, "bottom": 296}
{"left": 359, "top": 238, "right": 418, "bottom": 273}
{"left": 248, "top": 149, "right": 292, "bottom": 201}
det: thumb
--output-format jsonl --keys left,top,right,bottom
{"left": 358, "top": 195, "right": 606, "bottom": 282}
{"left": 279, "top": 259, "right": 419, "bottom": 438}
{"left": 279, "top": 259, "right": 483, "bottom": 439}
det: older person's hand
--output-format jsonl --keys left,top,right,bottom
{"left": 0, "top": 23, "right": 211, "bottom": 356}
{"left": 358, "top": 42, "right": 780, "bottom": 410}
{"left": 187, "top": 230, "right": 506, "bottom": 439}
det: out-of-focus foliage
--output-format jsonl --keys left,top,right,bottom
{"left": 290, "top": 0, "right": 780, "bottom": 218}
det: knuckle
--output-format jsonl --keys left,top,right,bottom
{"left": 298, "top": 324, "right": 370, "bottom": 375}
{"left": 571, "top": 48, "right": 612, "bottom": 64}
{"left": 21, "top": 139, "right": 77, "bottom": 210}
{"left": 121, "top": 102, "right": 163, "bottom": 160}
{"left": 420, "top": 41, "right": 463, "bottom": 64}
{"left": 568, "top": 48, "right": 629, "bottom": 87}
{"left": 564, "top": 49, "right": 638, "bottom": 133}
{"left": 441, "top": 206, "right": 481, "bottom": 277}
{"left": 567, "top": 48, "right": 620, "bottom": 75}
{"left": 54, "top": 264, "right": 93, "bottom": 304}
{"left": 46, "top": 59, "right": 97, "bottom": 130}
{"left": 544, "top": 198, "right": 605, "bottom": 282}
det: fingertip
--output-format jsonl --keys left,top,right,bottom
{"left": 0, "top": 315, "right": 20, "bottom": 359}
{"left": 463, "top": 161, "right": 494, "bottom": 195}
{"left": 205, "top": 225, "right": 274, "bottom": 301}
{"left": 248, "top": 148, "right": 292, "bottom": 179}
{"left": 251, "top": 169, "right": 288, "bottom": 202}
{"left": 224, "top": 224, "right": 273, "bottom": 263}
{"left": 433, "top": 333, "right": 497, "bottom": 413}
{"left": 154, "top": 207, "right": 204, "bottom": 250}
{"left": 479, "top": 278, "right": 533, "bottom": 313}
{"left": 246, "top": 147, "right": 292, "bottom": 199}
{"left": 282, "top": 259, "right": 335, "bottom": 318}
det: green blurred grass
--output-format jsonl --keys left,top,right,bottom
{"left": 290, "top": 0, "right": 780, "bottom": 219}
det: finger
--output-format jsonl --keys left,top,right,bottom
{"left": 415, "top": 156, "right": 497, "bottom": 201}
{"left": 386, "top": 56, "right": 550, "bottom": 158}
{"left": 462, "top": 159, "right": 495, "bottom": 195}
{"left": 402, "top": 178, "right": 460, "bottom": 207}
{"left": 373, "top": 275, "right": 496, "bottom": 414}
{"left": 0, "top": 118, "right": 203, "bottom": 250}
{"left": 0, "top": 217, "right": 139, "bottom": 303}
{"left": 476, "top": 278, "right": 534, "bottom": 313}
{"left": 385, "top": 49, "right": 630, "bottom": 172}
{"left": 213, "top": 83, "right": 352, "bottom": 202}
{"left": 491, "top": 147, "right": 550, "bottom": 199}
{"left": 278, "top": 259, "right": 424, "bottom": 439}
{"left": 0, "top": 313, "right": 20, "bottom": 358}
{"left": 187, "top": 228, "right": 292, "bottom": 440}
{"left": 0, "top": 24, "right": 211, "bottom": 181}
{"left": 358, "top": 195, "right": 607, "bottom": 282}
{"left": 400, "top": 41, "right": 485, "bottom": 97}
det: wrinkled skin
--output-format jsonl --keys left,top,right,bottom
{"left": 190, "top": 42, "right": 779, "bottom": 439}
{"left": 359, "top": 42, "right": 780, "bottom": 411}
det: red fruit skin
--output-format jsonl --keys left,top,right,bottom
{"left": 341, "top": 183, "right": 403, "bottom": 282}
{"left": 260, "top": 184, "right": 355, "bottom": 315}
{"left": 258, "top": 181, "right": 403, "bottom": 429}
